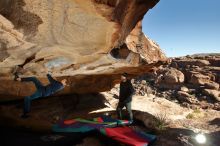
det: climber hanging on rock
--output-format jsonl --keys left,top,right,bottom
{"left": 14, "top": 66, "right": 67, "bottom": 118}
{"left": 116, "top": 73, "right": 135, "bottom": 123}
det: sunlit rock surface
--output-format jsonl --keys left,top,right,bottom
{"left": 0, "top": 0, "right": 166, "bottom": 99}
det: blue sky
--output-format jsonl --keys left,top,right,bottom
{"left": 143, "top": 0, "right": 220, "bottom": 57}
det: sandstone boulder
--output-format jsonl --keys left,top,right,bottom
{"left": 203, "top": 89, "right": 220, "bottom": 102}
{"left": 174, "top": 59, "right": 210, "bottom": 68}
{"left": 156, "top": 68, "right": 184, "bottom": 89}
{"left": 204, "top": 82, "right": 219, "bottom": 90}
{"left": 208, "top": 58, "right": 220, "bottom": 67}
{"left": 0, "top": 0, "right": 166, "bottom": 99}
{"left": 180, "top": 86, "right": 189, "bottom": 93}
{"left": 188, "top": 72, "right": 210, "bottom": 86}
{"left": 177, "top": 91, "right": 194, "bottom": 103}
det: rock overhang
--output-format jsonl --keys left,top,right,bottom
{"left": 0, "top": 0, "right": 166, "bottom": 98}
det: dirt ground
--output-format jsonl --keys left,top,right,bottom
{"left": 103, "top": 92, "right": 220, "bottom": 146}
{"left": 0, "top": 92, "right": 219, "bottom": 146}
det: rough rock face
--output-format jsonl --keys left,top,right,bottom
{"left": 203, "top": 89, "right": 220, "bottom": 102}
{"left": 155, "top": 68, "right": 184, "bottom": 89}
{"left": 171, "top": 55, "right": 220, "bottom": 103}
{"left": 204, "top": 82, "right": 219, "bottom": 90}
{"left": 176, "top": 91, "right": 195, "bottom": 103}
{"left": 138, "top": 54, "right": 220, "bottom": 110}
{"left": 188, "top": 71, "right": 211, "bottom": 86}
{"left": 173, "top": 59, "right": 210, "bottom": 68}
{"left": 0, "top": 0, "right": 166, "bottom": 99}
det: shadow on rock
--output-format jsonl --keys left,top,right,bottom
{"left": 0, "top": 93, "right": 108, "bottom": 132}
{"left": 209, "top": 118, "right": 220, "bottom": 127}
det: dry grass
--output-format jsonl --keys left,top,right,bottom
{"left": 186, "top": 109, "right": 205, "bottom": 119}
{"left": 154, "top": 113, "right": 169, "bottom": 131}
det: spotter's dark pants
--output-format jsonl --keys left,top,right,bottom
{"left": 116, "top": 99, "right": 133, "bottom": 121}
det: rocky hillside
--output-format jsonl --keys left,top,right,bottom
{"left": 133, "top": 54, "right": 220, "bottom": 110}
{"left": 0, "top": 0, "right": 166, "bottom": 99}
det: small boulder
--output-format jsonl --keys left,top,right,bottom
{"left": 208, "top": 58, "right": 220, "bottom": 67}
{"left": 189, "top": 72, "right": 210, "bottom": 85}
{"left": 204, "top": 81, "right": 219, "bottom": 90}
{"left": 174, "top": 59, "right": 210, "bottom": 68}
{"left": 156, "top": 68, "right": 184, "bottom": 89}
{"left": 194, "top": 59, "right": 210, "bottom": 67}
{"left": 214, "top": 103, "right": 220, "bottom": 110}
{"left": 177, "top": 91, "right": 193, "bottom": 103}
{"left": 180, "top": 86, "right": 189, "bottom": 92}
{"left": 158, "top": 68, "right": 184, "bottom": 84}
{"left": 203, "top": 89, "right": 220, "bottom": 102}
{"left": 141, "top": 80, "right": 147, "bottom": 85}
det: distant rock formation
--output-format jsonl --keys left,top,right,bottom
{"left": 0, "top": 0, "right": 166, "bottom": 99}
{"left": 135, "top": 54, "right": 220, "bottom": 110}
